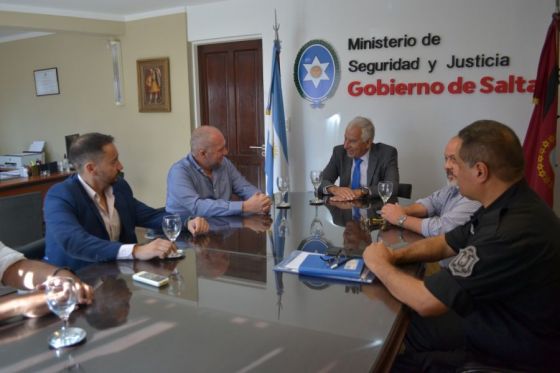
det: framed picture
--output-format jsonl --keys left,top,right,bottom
{"left": 34, "top": 67, "right": 60, "bottom": 96}
{"left": 137, "top": 57, "right": 171, "bottom": 112}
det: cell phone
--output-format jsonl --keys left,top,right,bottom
{"left": 132, "top": 271, "right": 169, "bottom": 287}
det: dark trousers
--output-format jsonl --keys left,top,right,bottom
{"left": 391, "top": 310, "right": 470, "bottom": 373}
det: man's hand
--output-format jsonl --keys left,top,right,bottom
{"left": 187, "top": 217, "right": 209, "bottom": 236}
{"left": 328, "top": 186, "right": 361, "bottom": 201}
{"left": 243, "top": 192, "right": 272, "bottom": 214}
{"left": 47, "top": 269, "right": 94, "bottom": 305}
{"left": 380, "top": 203, "right": 406, "bottom": 225}
{"left": 133, "top": 238, "right": 176, "bottom": 260}
{"left": 362, "top": 241, "right": 395, "bottom": 273}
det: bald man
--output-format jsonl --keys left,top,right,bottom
{"left": 166, "top": 126, "right": 271, "bottom": 217}
{"left": 381, "top": 137, "right": 480, "bottom": 235}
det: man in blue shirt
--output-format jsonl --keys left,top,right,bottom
{"left": 381, "top": 136, "right": 480, "bottom": 242}
{"left": 166, "top": 126, "right": 272, "bottom": 217}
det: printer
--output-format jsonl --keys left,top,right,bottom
{"left": 0, "top": 152, "right": 45, "bottom": 168}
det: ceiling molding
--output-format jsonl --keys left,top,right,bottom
{"left": 0, "top": 5, "right": 124, "bottom": 21}
{"left": 0, "top": 4, "right": 189, "bottom": 22}
{"left": 124, "top": 6, "right": 187, "bottom": 22}
{"left": 0, "top": 30, "right": 51, "bottom": 43}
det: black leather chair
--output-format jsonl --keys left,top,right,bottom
{"left": 15, "top": 238, "right": 45, "bottom": 260}
{"left": 0, "top": 192, "right": 44, "bottom": 258}
{"left": 397, "top": 183, "right": 412, "bottom": 199}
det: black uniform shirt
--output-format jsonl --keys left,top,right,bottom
{"left": 425, "top": 180, "right": 560, "bottom": 368}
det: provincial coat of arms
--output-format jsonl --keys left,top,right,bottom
{"left": 293, "top": 39, "right": 340, "bottom": 108}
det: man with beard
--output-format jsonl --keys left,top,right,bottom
{"left": 320, "top": 116, "right": 399, "bottom": 201}
{"left": 166, "top": 126, "right": 271, "bottom": 217}
{"left": 380, "top": 137, "right": 480, "bottom": 253}
{"left": 44, "top": 133, "right": 208, "bottom": 270}
{"left": 364, "top": 120, "right": 560, "bottom": 371}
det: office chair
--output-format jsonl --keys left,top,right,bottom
{"left": 397, "top": 183, "right": 412, "bottom": 199}
{"left": 15, "top": 238, "right": 45, "bottom": 260}
{"left": 0, "top": 192, "right": 44, "bottom": 258}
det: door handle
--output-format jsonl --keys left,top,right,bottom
{"left": 249, "top": 144, "right": 266, "bottom": 157}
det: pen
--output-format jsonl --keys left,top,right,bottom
{"left": 330, "top": 257, "right": 350, "bottom": 270}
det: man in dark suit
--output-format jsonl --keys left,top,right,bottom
{"left": 320, "top": 116, "right": 399, "bottom": 201}
{"left": 44, "top": 133, "right": 208, "bottom": 270}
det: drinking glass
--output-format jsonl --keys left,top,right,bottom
{"left": 276, "top": 176, "right": 290, "bottom": 208}
{"left": 309, "top": 170, "right": 323, "bottom": 205}
{"left": 162, "top": 214, "right": 182, "bottom": 243}
{"left": 45, "top": 276, "right": 86, "bottom": 349}
{"left": 378, "top": 181, "right": 393, "bottom": 205}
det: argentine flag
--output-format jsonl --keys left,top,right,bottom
{"left": 265, "top": 38, "right": 289, "bottom": 196}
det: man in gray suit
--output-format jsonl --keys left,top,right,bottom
{"left": 320, "top": 116, "right": 399, "bottom": 201}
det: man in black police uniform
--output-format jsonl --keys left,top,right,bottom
{"left": 363, "top": 120, "right": 560, "bottom": 371}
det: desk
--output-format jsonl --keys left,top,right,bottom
{"left": 0, "top": 193, "right": 423, "bottom": 373}
{"left": 0, "top": 172, "right": 71, "bottom": 200}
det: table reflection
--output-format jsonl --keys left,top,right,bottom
{"left": 0, "top": 193, "right": 423, "bottom": 373}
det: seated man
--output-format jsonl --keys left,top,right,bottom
{"left": 364, "top": 120, "right": 560, "bottom": 371}
{"left": 380, "top": 136, "right": 480, "bottom": 266}
{"left": 320, "top": 116, "right": 399, "bottom": 201}
{"left": 166, "top": 126, "right": 272, "bottom": 217}
{"left": 44, "top": 133, "right": 208, "bottom": 270}
{"left": 0, "top": 241, "right": 93, "bottom": 321}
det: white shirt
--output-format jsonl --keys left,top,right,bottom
{"left": 77, "top": 175, "right": 135, "bottom": 259}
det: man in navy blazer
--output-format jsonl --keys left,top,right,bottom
{"left": 320, "top": 116, "right": 399, "bottom": 201}
{"left": 44, "top": 133, "right": 208, "bottom": 270}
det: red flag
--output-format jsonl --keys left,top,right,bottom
{"left": 523, "top": 13, "right": 558, "bottom": 207}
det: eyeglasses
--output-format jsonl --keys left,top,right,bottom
{"left": 320, "top": 249, "right": 350, "bottom": 269}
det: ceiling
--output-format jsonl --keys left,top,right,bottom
{"left": 0, "top": 0, "right": 225, "bottom": 42}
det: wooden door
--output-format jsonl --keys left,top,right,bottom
{"left": 197, "top": 40, "right": 265, "bottom": 190}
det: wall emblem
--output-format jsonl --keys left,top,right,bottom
{"left": 449, "top": 245, "right": 479, "bottom": 278}
{"left": 293, "top": 39, "right": 340, "bottom": 108}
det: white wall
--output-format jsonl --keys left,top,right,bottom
{"left": 187, "top": 0, "right": 558, "bottom": 210}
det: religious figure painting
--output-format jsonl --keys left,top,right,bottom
{"left": 137, "top": 58, "right": 171, "bottom": 112}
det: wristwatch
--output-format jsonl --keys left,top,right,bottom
{"left": 397, "top": 215, "right": 408, "bottom": 227}
{"left": 361, "top": 187, "right": 370, "bottom": 197}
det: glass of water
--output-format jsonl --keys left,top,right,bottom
{"left": 276, "top": 176, "right": 290, "bottom": 208}
{"left": 378, "top": 181, "right": 393, "bottom": 205}
{"left": 162, "top": 214, "right": 182, "bottom": 243}
{"left": 309, "top": 170, "right": 323, "bottom": 205}
{"left": 45, "top": 276, "right": 86, "bottom": 349}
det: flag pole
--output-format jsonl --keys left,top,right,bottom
{"left": 273, "top": 9, "right": 279, "bottom": 42}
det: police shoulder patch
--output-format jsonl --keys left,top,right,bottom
{"left": 449, "top": 245, "right": 479, "bottom": 278}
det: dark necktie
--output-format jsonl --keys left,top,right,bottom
{"left": 351, "top": 158, "right": 362, "bottom": 190}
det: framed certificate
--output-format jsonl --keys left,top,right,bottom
{"left": 34, "top": 67, "right": 60, "bottom": 96}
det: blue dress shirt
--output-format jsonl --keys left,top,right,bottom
{"left": 416, "top": 184, "right": 481, "bottom": 237}
{"left": 166, "top": 154, "right": 259, "bottom": 217}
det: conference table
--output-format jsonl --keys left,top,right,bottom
{"left": 0, "top": 192, "right": 424, "bottom": 373}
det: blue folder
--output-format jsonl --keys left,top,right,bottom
{"left": 298, "top": 253, "right": 364, "bottom": 279}
{"left": 273, "top": 250, "right": 375, "bottom": 283}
